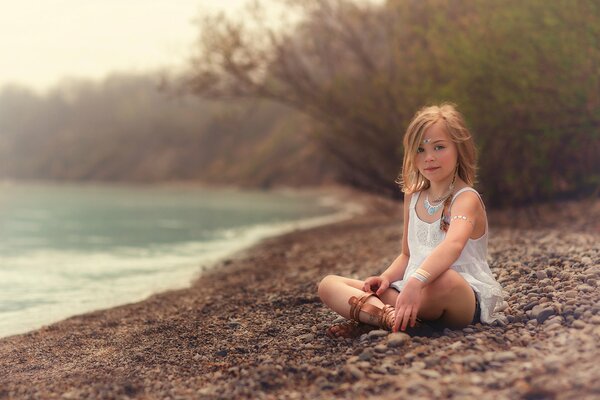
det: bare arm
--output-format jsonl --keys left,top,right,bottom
{"left": 408, "top": 191, "right": 482, "bottom": 287}
{"left": 392, "top": 191, "right": 483, "bottom": 331}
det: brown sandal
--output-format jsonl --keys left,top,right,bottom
{"left": 348, "top": 293, "right": 396, "bottom": 330}
{"left": 326, "top": 293, "right": 397, "bottom": 338}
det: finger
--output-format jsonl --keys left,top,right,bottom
{"left": 376, "top": 281, "right": 389, "bottom": 296}
{"left": 410, "top": 308, "right": 418, "bottom": 328}
{"left": 401, "top": 307, "right": 412, "bottom": 331}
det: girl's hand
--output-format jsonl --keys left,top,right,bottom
{"left": 393, "top": 279, "right": 423, "bottom": 332}
{"left": 362, "top": 275, "right": 390, "bottom": 296}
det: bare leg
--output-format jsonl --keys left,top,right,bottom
{"left": 317, "top": 275, "right": 398, "bottom": 325}
{"left": 417, "top": 269, "right": 477, "bottom": 328}
{"left": 318, "top": 270, "right": 476, "bottom": 332}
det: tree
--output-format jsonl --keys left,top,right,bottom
{"left": 184, "top": 0, "right": 600, "bottom": 206}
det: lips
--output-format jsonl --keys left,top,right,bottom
{"left": 424, "top": 167, "right": 440, "bottom": 172}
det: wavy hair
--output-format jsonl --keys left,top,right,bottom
{"left": 397, "top": 103, "right": 477, "bottom": 194}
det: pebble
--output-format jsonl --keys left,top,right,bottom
{"left": 536, "top": 308, "right": 555, "bottom": 324}
{"left": 419, "top": 369, "right": 441, "bottom": 379}
{"left": 368, "top": 329, "right": 389, "bottom": 339}
{"left": 345, "top": 365, "right": 365, "bottom": 380}
{"left": 577, "top": 284, "right": 594, "bottom": 293}
{"left": 387, "top": 332, "right": 410, "bottom": 347}
{"left": 536, "top": 270, "right": 548, "bottom": 279}
{"left": 411, "top": 361, "right": 426, "bottom": 370}
{"left": 374, "top": 344, "right": 387, "bottom": 353}
{"left": 543, "top": 356, "right": 563, "bottom": 373}
{"left": 494, "top": 351, "right": 517, "bottom": 362}
{"left": 572, "top": 320, "right": 586, "bottom": 329}
{"left": 545, "top": 316, "right": 563, "bottom": 325}
{"left": 462, "top": 354, "right": 483, "bottom": 365}
{"left": 448, "top": 341, "right": 463, "bottom": 350}
{"left": 297, "top": 333, "right": 314, "bottom": 342}
{"left": 358, "top": 349, "right": 374, "bottom": 361}
{"left": 4, "top": 201, "right": 600, "bottom": 400}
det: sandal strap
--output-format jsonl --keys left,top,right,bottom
{"left": 380, "top": 305, "right": 395, "bottom": 330}
{"left": 348, "top": 293, "right": 375, "bottom": 322}
{"left": 348, "top": 293, "right": 396, "bottom": 330}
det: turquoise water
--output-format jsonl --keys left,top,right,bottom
{"left": 0, "top": 183, "right": 355, "bottom": 337}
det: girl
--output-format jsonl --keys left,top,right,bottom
{"left": 318, "top": 103, "right": 504, "bottom": 336}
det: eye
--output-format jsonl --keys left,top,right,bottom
{"left": 417, "top": 147, "right": 424, "bottom": 153}
{"left": 434, "top": 145, "right": 445, "bottom": 150}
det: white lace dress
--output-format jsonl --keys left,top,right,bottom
{"left": 390, "top": 187, "right": 504, "bottom": 324}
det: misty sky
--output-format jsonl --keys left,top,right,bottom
{"left": 0, "top": 0, "right": 252, "bottom": 92}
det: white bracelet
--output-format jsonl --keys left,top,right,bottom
{"left": 411, "top": 272, "right": 428, "bottom": 283}
{"left": 450, "top": 215, "right": 474, "bottom": 225}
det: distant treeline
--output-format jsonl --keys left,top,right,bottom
{"left": 187, "top": 0, "right": 600, "bottom": 207}
{"left": 0, "top": 75, "right": 336, "bottom": 187}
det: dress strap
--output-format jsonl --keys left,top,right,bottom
{"left": 450, "top": 187, "right": 485, "bottom": 211}
{"left": 409, "top": 191, "right": 420, "bottom": 209}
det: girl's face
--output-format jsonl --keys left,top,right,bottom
{"left": 415, "top": 120, "right": 458, "bottom": 185}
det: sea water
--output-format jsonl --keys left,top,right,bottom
{"left": 0, "top": 183, "right": 359, "bottom": 338}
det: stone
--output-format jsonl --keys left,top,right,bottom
{"left": 577, "top": 284, "right": 594, "bottom": 293}
{"left": 544, "top": 323, "right": 561, "bottom": 332}
{"left": 368, "top": 329, "right": 389, "bottom": 339}
{"left": 216, "top": 349, "right": 228, "bottom": 357}
{"left": 345, "top": 365, "right": 365, "bottom": 380}
{"left": 358, "top": 349, "right": 374, "bottom": 361}
{"left": 536, "top": 307, "right": 555, "bottom": 324}
{"left": 297, "top": 333, "right": 314, "bottom": 343}
{"left": 411, "top": 361, "right": 426, "bottom": 370}
{"left": 535, "top": 270, "right": 548, "bottom": 279}
{"left": 564, "top": 290, "right": 578, "bottom": 299}
{"left": 543, "top": 356, "right": 562, "bottom": 373}
{"left": 494, "top": 351, "right": 517, "bottom": 362}
{"left": 448, "top": 341, "right": 463, "bottom": 350}
{"left": 387, "top": 332, "right": 411, "bottom": 347}
{"left": 462, "top": 354, "right": 483, "bottom": 365}
{"left": 572, "top": 320, "right": 586, "bottom": 329}
{"left": 374, "top": 344, "right": 387, "bottom": 353}
{"left": 419, "top": 369, "right": 441, "bottom": 379}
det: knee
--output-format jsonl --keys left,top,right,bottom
{"left": 317, "top": 274, "right": 339, "bottom": 299}
{"left": 424, "top": 270, "right": 462, "bottom": 297}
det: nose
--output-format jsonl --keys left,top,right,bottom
{"left": 424, "top": 150, "right": 435, "bottom": 162}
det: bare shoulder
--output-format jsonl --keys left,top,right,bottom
{"left": 452, "top": 188, "right": 484, "bottom": 213}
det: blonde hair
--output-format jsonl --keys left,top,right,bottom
{"left": 397, "top": 103, "right": 477, "bottom": 194}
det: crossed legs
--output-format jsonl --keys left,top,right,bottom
{"left": 317, "top": 269, "right": 477, "bottom": 332}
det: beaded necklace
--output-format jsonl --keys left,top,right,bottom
{"left": 423, "top": 170, "right": 457, "bottom": 216}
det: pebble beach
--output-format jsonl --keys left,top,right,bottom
{"left": 0, "top": 190, "right": 599, "bottom": 399}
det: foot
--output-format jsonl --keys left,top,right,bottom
{"left": 326, "top": 320, "right": 373, "bottom": 339}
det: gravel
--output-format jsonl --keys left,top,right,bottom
{"left": 0, "top": 194, "right": 598, "bottom": 399}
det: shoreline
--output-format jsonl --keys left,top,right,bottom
{"left": 0, "top": 195, "right": 598, "bottom": 399}
{"left": 0, "top": 184, "right": 393, "bottom": 340}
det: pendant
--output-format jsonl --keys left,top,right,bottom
{"left": 424, "top": 195, "right": 443, "bottom": 215}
